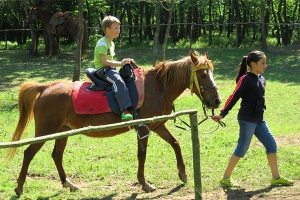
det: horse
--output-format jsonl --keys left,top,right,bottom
{"left": 7, "top": 50, "right": 221, "bottom": 196}
{"left": 26, "top": 6, "right": 88, "bottom": 60}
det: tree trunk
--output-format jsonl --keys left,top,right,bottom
{"left": 73, "top": 0, "right": 84, "bottom": 82}
{"left": 233, "top": 0, "right": 242, "bottom": 47}
{"left": 208, "top": 0, "right": 212, "bottom": 46}
{"left": 145, "top": 3, "right": 154, "bottom": 40}
{"left": 153, "top": 1, "right": 161, "bottom": 66}
{"left": 85, "top": 0, "right": 91, "bottom": 36}
{"left": 260, "top": 0, "right": 267, "bottom": 51}
{"left": 125, "top": 3, "right": 133, "bottom": 44}
{"left": 270, "top": 0, "right": 281, "bottom": 45}
{"left": 162, "top": 0, "right": 175, "bottom": 61}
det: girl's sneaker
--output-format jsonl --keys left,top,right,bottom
{"left": 271, "top": 176, "right": 294, "bottom": 186}
{"left": 220, "top": 177, "right": 240, "bottom": 187}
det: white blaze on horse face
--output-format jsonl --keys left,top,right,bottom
{"left": 207, "top": 69, "right": 216, "bottom": 87}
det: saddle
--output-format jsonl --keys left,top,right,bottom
{"left": 49, "top": 11, "right": 72, "bottom": 34}
{"left": 84, "top": 64, "right": 143, "bottom": 115}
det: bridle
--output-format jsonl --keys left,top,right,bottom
{"left": 159, "top": 59, "right": 226, "bottom": 133}
{"left": 189, "top": 60, "right": 218, "bottom": 100}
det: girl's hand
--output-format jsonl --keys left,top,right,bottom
{"left": 212, "top": 115, "right": 223, "bottom": 122}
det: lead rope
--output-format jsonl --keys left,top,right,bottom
{"left": 173, "top": 103, "right": 226, "bottom": 133}
{"left": 158, "top": 79, "right": 226, "bottom": 133}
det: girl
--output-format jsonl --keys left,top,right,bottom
{"left": 212, "top": 50, "right": 294, "bottom": 187}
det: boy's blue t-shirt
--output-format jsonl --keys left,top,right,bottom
{"left": 93, "top": 36, "right": 115, "bottom": 68}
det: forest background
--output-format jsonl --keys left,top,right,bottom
{"left": 1, "top": 0, "right": 300, "bottom": 54}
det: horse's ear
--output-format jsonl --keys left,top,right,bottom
{"left": 205, "top": 52, "right": 209, "bottom": 59}
{"left": 190, "top": 50, "right": 198, "bottom": 65}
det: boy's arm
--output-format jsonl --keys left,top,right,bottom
{"left": 100, "top": 54, "right": 133, "bottom": 67}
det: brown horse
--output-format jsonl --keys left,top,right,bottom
{"left": 27, "top": 7, "right": 88, "bottom": 60}
{"left": 7, "top": 51, "right": 221, "bottom": 196}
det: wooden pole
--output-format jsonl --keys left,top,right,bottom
{"left": 0, "top": 110, "right": 197, "bottom": 148}
{"left": 190, "top": 113, "right": 202, "bottom": 200}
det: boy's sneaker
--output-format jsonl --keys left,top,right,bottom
{"left": 271, "top": 176, "right": 294, "bottom": 186}
{"left": 121, "top": 112, "right": 133, "bottom": 121}
{"left": 220, "top": 177, "right": 240, "bottom": 187}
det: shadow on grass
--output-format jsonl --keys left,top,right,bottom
{"left": 81, "top": 194, "right": 117, "bottom": 200}
{"left": 133, "top": 184, "right": 186, "bottom": 200}
{"left": 0, "top": 49, "right": 94, "bottom": 92}
{"left": 8, "top": 190, "right": 66, "bottom": 200}
{"left": 222, "top": 186, "right": 273, "bottom": 200}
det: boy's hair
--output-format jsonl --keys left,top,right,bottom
{"left": 102, "top": 16, "right": 120, "bottom": 34}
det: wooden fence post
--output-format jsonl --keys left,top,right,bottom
{"left": 190, "top": 112, "right": 202, "bottom": 200}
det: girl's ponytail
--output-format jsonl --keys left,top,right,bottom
{"left": 235, "top": 56, "right": 248, "bottom": 83}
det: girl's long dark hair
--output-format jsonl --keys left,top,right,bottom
{"left": 235, "top": 50, "right": 266, "bottom": 83}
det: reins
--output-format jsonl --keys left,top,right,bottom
{"left": 158, "top": 59, "right": 226, "bottom": 134}
{"left": 172, "top": 102, "right": 226, "bottom": 133}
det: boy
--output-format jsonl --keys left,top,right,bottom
{"left": 94, "top": 16, "right": 134, "bottom": 120}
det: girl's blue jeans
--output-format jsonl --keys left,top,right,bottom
{"left": 233, "top": 120, "right": 277, "bottom": 158}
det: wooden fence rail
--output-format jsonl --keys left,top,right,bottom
{"left": 0, "top": 109, "right": 203, "bottom": 200}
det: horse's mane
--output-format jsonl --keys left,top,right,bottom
{"left": 155, "top": 52, "right": 214, "bottom": 93}
{"left": 155, "top": 56, "right": 191, "bottom": 92}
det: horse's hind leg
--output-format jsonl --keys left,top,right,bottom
{"left": 153, "top": 124, "right": 188, "bottom": 183}
{"left": 136, "top": 127, "right": 157, "bottom": 192}
{"left": 14, "top": 142, "right": 45, "bottom": 196}
{"left": 51, "top": 135, "right": 80, "bottom": 192}
{"left": 56, "top": 36, "right": 61, "bottom": 59}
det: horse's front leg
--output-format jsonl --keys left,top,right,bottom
{"left": 14, "top": 142, "right": 45, "bottom": 196}
{"left": 136, "top": 127, "right": 157, "bottom": 192}
{"left": 52, "top": 135, "right": 80, "bottom": 192}
{"left": 153, "top": 124, "right": 188, "bottom": 183}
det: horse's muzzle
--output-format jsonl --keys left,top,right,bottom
{"left": 207, "top": 96, "right": 222, "bottom": 109}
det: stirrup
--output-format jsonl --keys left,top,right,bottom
{"left": 136, "top": 124, "right": 151, "bottom": 139}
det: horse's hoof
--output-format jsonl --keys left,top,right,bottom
{"left": 14, "top": 187, "right": 23, "bottom": 196}
{"left": 63, "top": 178, "right": 80, "bottom": 192}
{"left": 69, "top": 185, "right": 80, "bottom": 192}
{"left": 178, "top": 171, "right": 188, "bottom": 183}
{"left": 142, "top": 183, "right": 157, "bottom": 192}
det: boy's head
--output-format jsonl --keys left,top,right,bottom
{"left": 102, "top": 16, "right": 120, "bottom": 35}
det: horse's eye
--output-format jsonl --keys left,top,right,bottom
{"left": 201, "top": 74, "right": 206, "bottom": 78}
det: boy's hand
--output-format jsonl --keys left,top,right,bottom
{"left": 121, "top": 58, "right": 134, "bottom": 66}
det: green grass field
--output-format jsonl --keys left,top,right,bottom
{"left": 0, "top": 44, "right": 299, "bottom": 199}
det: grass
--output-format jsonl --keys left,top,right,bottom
{"left": 0, "top": 44, "right": 300, "bottom": 199}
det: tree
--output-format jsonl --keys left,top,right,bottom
{"left": 153, "top": 0, "right": 161, "bottom": 66}
{"left": 261, "top": 0, "right": 267, "bottom": 51}
{"left": 73, "top": 0, "right": 84, "bottom": 82}
{"left": 162, "top": 0, "right": 175, "bottom": 60}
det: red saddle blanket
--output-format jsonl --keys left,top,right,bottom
{"left": 72, "top": 68, "right": 144, "bottom": 115}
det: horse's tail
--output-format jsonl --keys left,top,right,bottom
{"left": 6, "top": 81, "right": 42, "bottom": 160}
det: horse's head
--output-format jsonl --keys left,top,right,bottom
{"left": 189, "top": 50, "right": 221, "bottom": 109}
{"left": 25, "top": 7, "right": 38, "bottom": 26}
